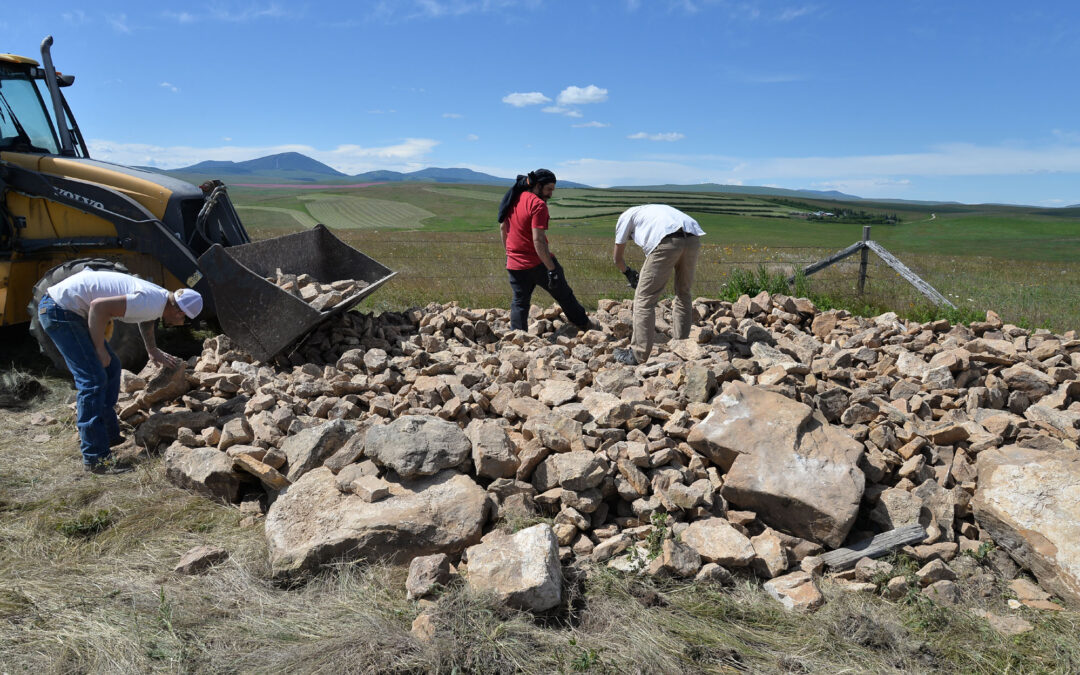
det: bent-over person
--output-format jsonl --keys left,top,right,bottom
{"left": 612, "top": 204, "right": 705, "bottom": 365}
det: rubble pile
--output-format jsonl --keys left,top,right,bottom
{"left": 267, "top": 269, "right": 371, "bottom": 313}
{"left": 120, "top": 293, "right": 1080, "bottom": 620}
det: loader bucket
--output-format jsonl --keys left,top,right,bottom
{"left": 197, "top": 224, "right": 395, "bottom": 363}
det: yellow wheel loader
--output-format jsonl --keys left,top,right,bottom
{"left": 1, "top": 37, "right": 394, "bottom": 371}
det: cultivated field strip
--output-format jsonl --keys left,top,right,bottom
{"left": 235, "top": 205, "right": 319, "bottom": 228}
{"left": 298, "top": 194, "right": 436, "bottom": 229}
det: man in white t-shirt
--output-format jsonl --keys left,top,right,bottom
{"left": 611, "top": 204, "right": 705, "bottom": 365}
{"left": 38, "top": 269, "right": 203, "bottom": 473}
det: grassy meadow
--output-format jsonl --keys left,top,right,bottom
{"left": 230, "top": 182, "right": 1080, "bottom": 331}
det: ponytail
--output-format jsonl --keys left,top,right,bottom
{"left": 497, "top": 169, "right": 557, "bottom": 223}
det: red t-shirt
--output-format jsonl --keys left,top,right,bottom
{"left": 504, "top": 191, "right": 549, "bottom": 270}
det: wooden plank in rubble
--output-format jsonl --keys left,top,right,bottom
{"left": 820, "top": 523, "right": 928, "bottom": 570}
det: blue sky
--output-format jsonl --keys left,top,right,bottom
{"left": 6, "top": 1, "right": 1080, "bottom": 205}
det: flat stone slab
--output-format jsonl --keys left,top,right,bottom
{"left": 265, "top": 468, "right": 488, "bottom": 578}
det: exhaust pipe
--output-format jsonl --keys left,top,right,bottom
{"left": 39, "top": 36, "right": 75, "bottom": 157}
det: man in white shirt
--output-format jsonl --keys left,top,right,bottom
{"left": 38, "top": 269, "right": 203, "bottom": 473}
{"left": 611, "top": 204, "right": 705, "bottom": 365}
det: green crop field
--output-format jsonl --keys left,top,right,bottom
{"left": 296, "top": 193, "right": 435, "bottom": 229}
{"left": 228, "top": 182, "right": 1080, "bottom": 331}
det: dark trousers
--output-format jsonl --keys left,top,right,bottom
{"left": 507, "top": 258, "right": 588, "bottom": 331}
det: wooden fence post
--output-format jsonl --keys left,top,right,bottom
{"left": 857, "top": 225, "right": 871, "bottom": 294}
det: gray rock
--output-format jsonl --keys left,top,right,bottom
{"left": 466, "top": 419, "right": 520, "bottom": 479}
{"left": 266, "top": 468, "right": 488, "bottom": 578}
{"left": 281, "top": 419, "right": 354, "bottom": 482}
{"left": 365, "top": 415, "right": 471, "bottom": 479}
{"left": 406, "top": 553, "right": 451, "bottom": 599}
{"left": 164, "top": 443, "right": 241, "bottom": 503}
{"left": 173, "top": 545, "right": 228, "bottom": 575}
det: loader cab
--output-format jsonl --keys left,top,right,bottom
{"left": 0, "top": 53, "right": 88, "bottom": 159}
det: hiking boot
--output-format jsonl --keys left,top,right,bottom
{"left": 85, "top": 458, "right": 134, "bottom": 475}
{"left": 613, "top": 348, "right": 639, "bottom": 366}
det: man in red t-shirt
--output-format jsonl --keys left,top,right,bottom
{"left": 498, "top": 169, "right": 589, "bottom": 332}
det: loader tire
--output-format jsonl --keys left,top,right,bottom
{"left": 28, "top": 259, "right": 148, "bottom": 377}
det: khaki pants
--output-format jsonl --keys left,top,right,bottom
{"left": 631, "top": 235, "right": 701, "bottom": 362}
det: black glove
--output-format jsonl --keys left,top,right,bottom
{"left": 623, "top": 266, "right": 640, "bottom": 289}
{"left": 547, "top": 267, "right": 562, "bottom": 288}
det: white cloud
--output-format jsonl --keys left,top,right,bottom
{"left": 503, "top": 92, "right": 551, "bottom": 107}
{"left": 162, "top": 10, "right": 197, "bottom": 23}
{"left": 370, "top": 0, "right": 532, "bottom": 21}
{"left": 163, "top": 3, "right": 291, "bottom": 23}
{"left": 466, "top": 134, "right": 479, "bottom": 141}
{"left": 572, "top": 121, "right": 610, "bottom": 128}
{"left": 222, "top": 137, "right": 232, "bottom": 142}
{"left": 777, "top": 5, "right": 816, "bottom": 21}
{"left": 542, "top": 106, "right": 583, "bottom": 118}
{"left": 809, "top": 178, "right": 911, "bottom": 198}
{"left": 557, "top": 85, "right": 608, "bottom": 105}
{"left": 744, "top": 143, "right": 1080, "bottom": 178}
{"left": 86, "top": 138, "right": 439, "bottom": 175}
{"left": 61, "top": 10, "right": 88, "bottom": 24}
{"left": 442, "top": 112, "right": 463, "bottom": 118}
{"left": 160, "top": 82, "right": 179, "bottom": 93}
{"left": 557, "top": 158, "right": 716, "bottom": 187}
{"left": 108, "top": 13, "right": 132, "bottom": 33}
{"left": 1051, "top": 129, "right": 1080, "bottom": 144}
{"left": 628, "top": 132, "right": 686, "bottom": 142}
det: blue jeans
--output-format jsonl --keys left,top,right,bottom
{"left": 38, "top": 294, "right": 121, "bottom": 468}
{"left": 507, "top": 258, "right": 588, "bottom": 331}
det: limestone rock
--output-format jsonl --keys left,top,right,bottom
{"left": 681, "top": 518, "right": 755, "bottom": 567}
{"left": 173, "top": 545, "right": 228, "bottom": 575}
{"left": 973, "top": 445, "right": 1080, "bottom": 608}
{"left": 466, "top": 419, "right": 519, "bottom": 479}
{"left": 701, "top": 382, "right": 864, "bottom": 547}
{"left": 465, "top": 524, "right": 562, "bottom": 612}
{"left": 281, "top": 419, "right": 353, "bottom": 482}
{"left": 763, "top": 571, "right": 824, "bottom": 612}
{"left": 164, "top": 444, "right": 241, "bottom": 503}
{"left": 365, "top": 415, "right": 471, "bottom": 479}
{"left": 406, "top": 553, "right": 452, "bottom": 600}
{"left": 266, "top": 468, "right": 488, "bottom": 578}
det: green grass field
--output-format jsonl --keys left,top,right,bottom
{"left": 228, "top": 182, "right": 1080, "bottom": 331}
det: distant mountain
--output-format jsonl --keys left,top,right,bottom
{"left": 160, "top": 155, "right": 589, "bottom": 187}
{"left": 619, "top": 183, "right": 863, "bottom": 201}
{"left": 177, "top": 152, "right": 347, "bottom": 178}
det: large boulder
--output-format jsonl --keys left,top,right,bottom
{"left": 694, "top": 382, "right": 865, "bottom": 548}
{"left": 973, "top": 445, "right": 1080, "bottom": 607}
{"left": 465, "top": 524, "right": 562, "bottom": 612}
{"left": 365, "top": 415, "right": 471, "bottom": 479}
{"left": 265, "top": 468, "right": 488, "bottom": 578}
{"left": 687, "top": 380, "right": 808, "bottom": 471}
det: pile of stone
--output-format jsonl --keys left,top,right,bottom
{"left": 120, "top": 293, "right": 1080, "bottom": 621}
{"left": 267, "top": 269, "right": 370, "bottom": 313}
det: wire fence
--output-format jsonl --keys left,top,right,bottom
{"left": 248, "top": 227, "right": 1080, "bottom": 330}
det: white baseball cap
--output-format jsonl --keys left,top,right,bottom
{"left": 173, "top": 288, "right": 204, "bottom": 319}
